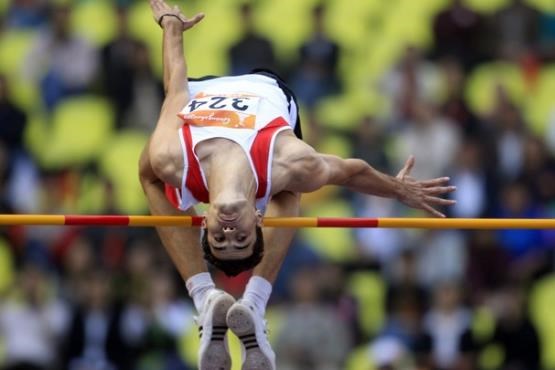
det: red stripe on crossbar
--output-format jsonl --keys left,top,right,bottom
{"left": 191, "top": 216, "right": 204, "bottom": 226}
{"left": 317, "top": 217, "right": 379, "bottom": 228}
{"left": 65, "top": 215, "right": 130, "bottom": 226}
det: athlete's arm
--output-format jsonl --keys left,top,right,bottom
{"left": 253, "top": 191, "right": 300, "bottom": 283}
{"left": 139, "top": 141, "right": 207, "bottom": 280}
{"left": 147, "top": 0, "right": 203, "bottom": 182}
{"left": 150, "top": 0, "right": 204, "bottom": 96}
{"left": 280, "top": 136, "right": 455, "bottom": 217}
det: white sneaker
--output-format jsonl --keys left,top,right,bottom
{"left": 196, "top": 289, "right": 235, "bottom": 370}
{"left": 226, "top": 299, "right": 276, "bottom": 370}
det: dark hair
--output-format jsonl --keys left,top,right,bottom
{"left": 201, "top": 226, "right": 264, "bottom": 277}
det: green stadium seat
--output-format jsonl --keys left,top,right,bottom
{"left": 0, "top": 30, "right": 36, "bottom": 76}
{"left": 527, "top": 0, "right": 555, "bottom": 12}
{"left": 530, "top": 274, "right": 555, "bottom": 369}
{"left": 0, "top": 30, "right": 41, "bottom": 111}
{"left": 0, "top": 1, "right": 7, "bottom": 16}
{"left": 464, "top": 0, "right": 510, "bottom": 13}
{"left": 523, "top": 65, "right": 555, "bottom": 136}
{"left": 0, "top": 238, "right": 14, "bottom": 295}
{"left": 315, "top": 90, "right": 389, "bottom": 132}
{"left": 345, "top": 344, "right": 375, "bottom": 370}
{"left": 464, "top": 62, "right": 526, "bottom": 116}
{"left": 71, "top": 0, "right": 118, "bottom": 46}
{"left": 347, "top": 271, "right": 385, "bottom": 338}
{"left": 324, "top": 0, "right": 383, "bottom": 51}
{"left": 385, "top": 1, "right": 435, "bottom": 49}
{"left": 300, "top": 199, "right": 356, "bottom": 262}
{"left": 75, "top": 171, "right": 110, "bottom": 214}
{"left": 40, "top": 96, "right": 114, "bottom": 169}
{"left": 254, "top": 0, "right": 316, "bottom": 61}
{"left": 128, "top": 1, "right": 166, "bottom": 76}
{"left": 99, "top": 129, "right": 148, "bottom": 214}
{"left": 478, "top": 344, "right": 504, "bottom": 370}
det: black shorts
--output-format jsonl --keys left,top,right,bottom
{"left": 189, "top": 69, "right": 303, "bottom": 140}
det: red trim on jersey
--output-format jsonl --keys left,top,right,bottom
{"left": 164, "top": 184, "right": 180, "bottom": 209}
{"left": 165, "top": 117, "right": 290, "bottom": 207}
{"left": 181, "top": 125, "right": 210, "bottom": 203}
{"left": 250, "top": 117, "right": 289, "bottom": 198}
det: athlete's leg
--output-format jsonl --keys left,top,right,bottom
{"left": 226, "top": 191, "right": 300, "bottom": 370}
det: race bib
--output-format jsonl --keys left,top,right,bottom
{"left": 179, "top": 93, "right": 260, "bottom": 129}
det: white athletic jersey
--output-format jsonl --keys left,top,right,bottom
{"left": 165, "top": 73, "right": 299, "bottom": 212}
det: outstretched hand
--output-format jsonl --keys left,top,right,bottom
{"left": 395, "top": 155, "right": 456, "bottom": 218}
{"left": 149, "top": 0, "right": 204, "bottom": 31}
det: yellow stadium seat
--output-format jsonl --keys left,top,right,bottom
{"left": 384, "top": 1, "right": 435, "bottom": 49}
{"left": 0, "top": 30, "right": 36, "bottom": 77}
{"left": 527, "top": 0, "right": 555, "bottom": 12}
{"left": 128, "top": 0, "right": 230, "bottom": 77}
{"left": 128, "top": 1, "right": 166, "bottom": 76}
{"left": 39, "top": 96, "right": 114, "bottom": 169}
{"left": 0, "top": 238, "right": 15, "bottom": 295}
{"left": 71, "top": 0, "right": 118, "bottom": 46}
{"left": 523, "top": 66, "right": 555, "bottom": 136}
{"left": 254, "top": 0, "right": 317, "bottom": 61}
{"left": 530, "top": 274, "right": 555, "bottom": 369}
{"left": 464, "top": 62, "right": 526, "bottom": 116}
{"left": 99, "top": 129, "right": 148, "bottom": 214}
{"left": 0, "top": 1, "right": 8, "bottom": 15}
{"left": 347, "top": 271, "right": 385, "bottom": 338}
{"left": 75, "top": 171, "right": 109, "bottom": 214}
{"left": 345, "top": 344, "right": 375, "bottom": 370}
{"left": 464, "top": 0, "right": 510, "bottom": 13}
{"left": 471, "top": 306, "right": 496, "bottom": 343}
{"left": 315, "top": 90, "right": 389, "bottom": 132}
{"left": 0, "top": 30, "right": 41, "bottom": 111}
{"left": 300, "top": 199, "right": 356, "bottom": 262}
{"left": 324, "top": 0, "right": 383, "bottom": 51}
{"left": 479, "top": 344, "right": 505, "bottom": 370}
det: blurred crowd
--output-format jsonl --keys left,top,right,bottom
{"left": 1, "top": 0, "right": 555, "bottom": 369}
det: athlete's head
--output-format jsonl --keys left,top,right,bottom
{"left": 201, "top": 200, "right": 264, "bottom": 276}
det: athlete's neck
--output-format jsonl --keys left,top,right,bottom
{"left": 207, "top": 150, "right": 257, "bottom": 209}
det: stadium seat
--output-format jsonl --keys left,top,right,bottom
{"left": 300, "top": 199, "right": 357, "bottom": 262}
{"left": 0, "top": 238, "right": 14, "bottom": 295}
{"left": 464, "top": 62, "right": 526, "bottom": 116}
{"left": 347, "top": 271, "right": 385, "bottom": 338}
{"left": 0, "top": 30, "right": 36, "bottom": 77}
{"left": 99, "top": 129, "right": 148, "bottom": 214}
{"left": 128, "top": 1, "right": 167, "bottom": 76}
{"left": 71, "top": 0, "right": 117, "bottom": 47}
{"left": 464, "top": 0, "right": 511, "bottom": 13}
{"left": 254, "top": 0, "right": 316, "bottom": 61}
{"left": 0, "top": 30, "right": 41, "bottom": 111}
{"left": 39, "top": 96, "right": 114, "bottom": 169}
{"left": 345, "top": 344, "right": 375, "bottom": 370}
{"left": 0, "top": 1, "right": 7, "bottom": 16}
{"left": 527, "top": 0, "right": 555, "bottom": 12}
{"left": 324, "top": 0, "right": 383, "bottom": 51}
{"left": 315, "top": 90, "right": 389, "bottom": 132}
{"left": 523, "top": 66, "right": 555, "bottom": 135}
{"left": 530, "top": 274, "right": 555, "bottom": 369}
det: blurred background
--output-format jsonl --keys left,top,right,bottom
{"left": 1, "top": 0, "right": 555, "bottom": 369}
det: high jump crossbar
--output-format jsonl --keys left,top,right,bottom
{"left": 0, "top": 215, "right": 554, "bottom": 229}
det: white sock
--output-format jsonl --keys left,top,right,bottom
{"left": 185, "top": 272, "right": 215, "bottom": 313}
{"left": 243, "top": 276, "right": 272, "bottom": 317}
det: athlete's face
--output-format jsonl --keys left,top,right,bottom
{"left": 204, "top": 201, "right": 262, "bottom": 260}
